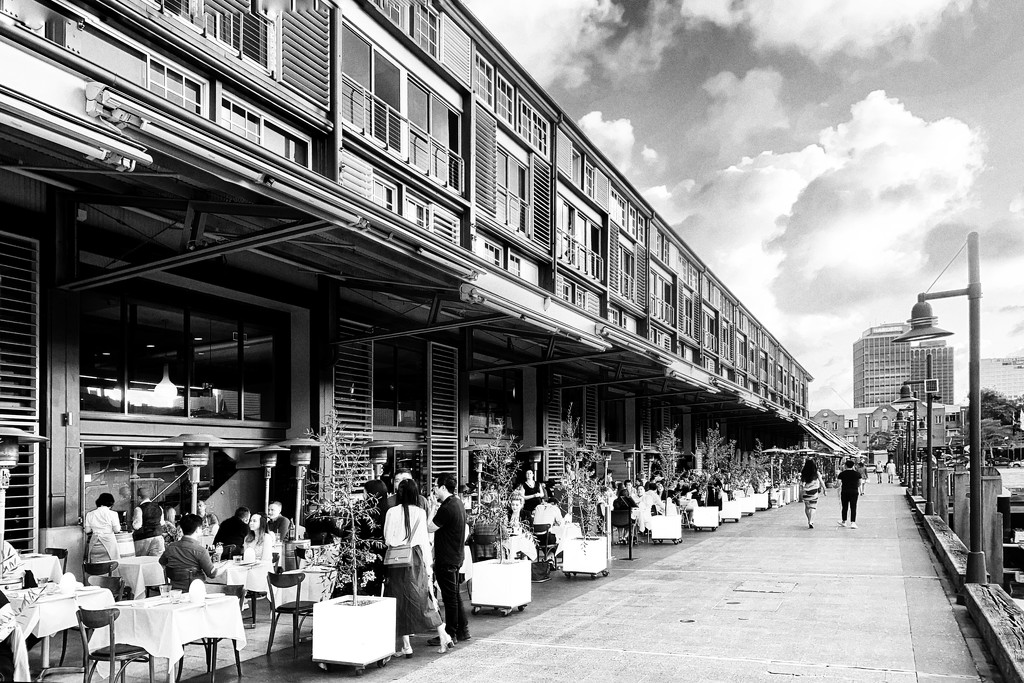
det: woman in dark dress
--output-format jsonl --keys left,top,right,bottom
{"left": 520, "top": 469, "right": 545, "bottom": 522}
{"left": 360, "top": 479, "right": 389, "bottom": 597}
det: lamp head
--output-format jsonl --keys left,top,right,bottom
{"left": 893, "top": 301, "right": 953, "bottom": 343}
{"left": 891, "top": 383, "right": 920, "bottom": 409}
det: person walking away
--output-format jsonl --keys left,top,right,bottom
{"left": 428, "top": 474, "right": 470, "bottom": 646}
{"left": 84, "top": 493, "right": 121, "bottom": 562}
{"left": 856, "top": 459, "right": 868, "bottom": 495}
{"left": 885, "top": 460, "right": 896, "bottom": 484}
{"left": 875, "top": 461, "right": 884, "bottom": 484}
{"left": 799, "top": 459, "right": 827, "bottom": 528}
{"left": 837, "top": 460, "right": 862, "bottom": 528}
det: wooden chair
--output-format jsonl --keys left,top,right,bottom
{"left": 87, "top": 575, "right": 130, "bottom": 602}
{"left": 83, "top": 561, "right": 119, "bottom": 578}
{"left": 164, "top": 566, "right": 199, "bottom": 592}
{"left": 44, "top": 548, "right": 71, "bottom": 664}
{"left": 532, "top": 524, "right": 558, "bottom": 564}
{"left": 265, "top": 572, "right": 314, "bottom": 656}
{"left": 76, "top": 607, "right": 154, "bottom": 683}
{"left": 176, "top": 584, "right": 244, "bottom": 683}
{"left": 294, "top": 547, "right": 307, "bottom": 569}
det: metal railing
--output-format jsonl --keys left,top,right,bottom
{"left": 342, "top": 74, "right": 403, "bottom": 153}
{"left": 651, "top": 296, "right": 675, "bottom": 324}
{"left": 495, "top": 187, "right": 529, "bottom": 236}
{"left": 409, "top": 123, "right": 463, "bottom": 192}
{"left": 556, "top": 231, "right": 603, "bottom": 280}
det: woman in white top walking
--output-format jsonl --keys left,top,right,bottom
{"left": 800, "top": 458, "right": 827, "bottom": 529}
{"left": 84, "top": 492, "right": 121, "bottom": 562}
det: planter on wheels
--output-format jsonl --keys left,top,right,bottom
{"left": 561, "top": 537, "right": 610, "bottom": 577}
{"left": 312, "top": 595, "right": 395, "bottom": 675}
{"left": 753, "top": 492, "right": 770, "bottom": 511}
{"left": 719, "top": 500, "right": 741, "bottom": 522}
{"left": 471, "top": 559, "right": 531, "bottom": 616}
{"left": 691, "top": 505, "right": 720, "bottom": 531}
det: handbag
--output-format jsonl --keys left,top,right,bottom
{"left": 423, "top": 579, "right": 443, "bottom": 628}
{"left": 383, "top": 515, "right": 420, "bottom": 569}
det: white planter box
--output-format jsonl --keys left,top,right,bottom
{"left": 312, "top": 596, "right": 395, "bottom": 668}
{"left": 738, "top": 496, "right": 756, "bottom": 516}
{"left": 561, "top": 537, "right": 609, "bottom": 575}
{"left": 648, "top": 515, "right": 682, "bottom": 543}
{"left": 753, "top": 493, "right": 770, "bottom": 510}
{"left": 790, "top": 484, "right": 800, "bottom": 502}
{"left": 720, "top": 500, "right": 742, "bottom": 522}
{"left": 691, "top": 506, "right": 720, "bottom": 531}
{"left": 780, "top": 488, "right": 790, "bottom": 505}
{"left": 472, "top": 559, "right": 531, "bottom": 613}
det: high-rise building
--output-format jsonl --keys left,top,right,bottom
{"left": 853, "top": 324, "right": 912, "bottom": 407}
{"left": 911, "top": 340, "right": 955, "bottom": 403}
{"left": 980, "top": 357, "right": 1024, "bottom": 397}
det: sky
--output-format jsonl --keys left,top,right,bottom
{"left": 462, "top": 0, "right": 1024, "bottom": 409}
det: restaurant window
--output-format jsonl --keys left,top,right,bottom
{"left": 373, "top": 341, "right": 426, "bottom": 428}
{"left": 190, "top": 313, "right": 239, "bottom": 419}
{"left": 80, "top": 294, "right": 125, "bottom": 413}
{"left": 605, "top": 400, "right": 625, "bottom": 443}
{"left": 469, "top": 370, "right": 521, "bottom": 438}
{"left": 128, "top": 303, "right": 187, "bottom": 416}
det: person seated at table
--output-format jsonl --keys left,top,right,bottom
{"left": 197, "top": 499, "right": 219, "bottom": 539}
{"left": 0, "top": 591, "right": 29, "bottom": 680}
{"left": 213, "top": 507, "right": 250, "bottom": 558}
{"left": 161, "top": 513, "right": 220, "bottom": 590}
{"left": 84, "top": 492, "right": 121, "bottom": 563}
{"left": 266, "top": 500, "right": 292, "bottom": 542}
{"left": 242, "top": 513, "right": 275, "bottom": 562}
{"left": 131, "top": 488, "right": 164, "bottom": 557}
{"left": 531, "top": 496, "right": 563, "bottom": 547}
{"left": 161, "top": 505, "right": 181, "bottom": 546}
{"left": 611, "top": 486, "right": 638, "bottom": 544}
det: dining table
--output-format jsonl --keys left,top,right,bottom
{"left": 113, "top": 556, "right": 165, "bottom": 599}
{"left": 209, "top": 561, "right": 332, "bottom": 604}
{"left": 89, "top": 593, "right": 246, "bottom": 682}
{"left": 19, "top": 553, "right": 63, "bottom": 584}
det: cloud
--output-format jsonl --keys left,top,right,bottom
{"left": 679, "top": 0, "right": 975, "bottom": 61}
{"left": 1010, "top": 189, "right": 1024, "bottom": 214}
{"left": 462, "top": 0, "right": 624, "bottom": 88}
{"left": 641, "top": 146, "right": 660, "bottom": 164}
{"left": 696, "top": 69, "right": 790, "bottom": 157}
{"left": 578, "top": 111, "right": 637, "bottom": 171}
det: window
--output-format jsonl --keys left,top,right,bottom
{"left": 473, "top": 53, "right": 494, "bottom": 107}
{"left": 483, "top": 240, "right": 502, "bottom": 267}
{"left": 584, "top": 161, "right": 595, "bottom": 198}
{"left": 220, "top": 98, "right": 260, "bottom": 143}
{"left": 405, "top": 195, "right": 430, "bottom": 230}
{"left": 570, "top": 147, "right": 582, "bottom": 186}
{"left": 371, "top": 0, "right": 405, "bottom": 29}
{"left": 148, "top": 58, "right": 204, "bottom": 115}
{"left": 496, "top": 148, "right": 529, "bottom": 234}
{"left": 341, "top": 25, "right": 403, "bottom": 152}
{"left": 219, "top": 96, "right": 311, "bottom": 167}
{"left": 611, "top": 191, "right": 627, "bottom": 228}
{"left": 264, "top": 121, "right": 309, "bottom": 166}
{"left": 508, "top": 252, "right": 538, "bottom": 284}
{"left": 374, "top": 341, "right": 427, "bottom": 428}
{"left": 518, "top": 97, "right": 549, "bottom": 156}
{"left": 411, "top": 3, "right": 439, "bottom": 58}
{"left": 372, "top": 177, "right": 397, "bottom": 212}
{"left": 619, "top": 246, "right": 635, "bottom": 299}
{"left": 495, "top": 73, "right": 514, "bottom": 125}
{"left": 407, "top": 79, "right": 462, "bottom": 186}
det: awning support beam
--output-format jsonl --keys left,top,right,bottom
{"left": 334, "top": 313, "right": 507, "bottom": 345}
{"left": 471, "top": 350, "right": 625, "bottom": 374}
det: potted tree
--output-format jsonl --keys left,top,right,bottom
{"left": 309, "top": 415, "right": 394, "bottom": 674}
{"left": 470, "top": 429, "right": 532, "bottom": 616}
{"left": 649, "top": 426, "right": 685, "bottom": 542}
{"left": 559, "top": 409, "right": 610, "bottom": 577}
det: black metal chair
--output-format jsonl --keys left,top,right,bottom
{"left": 176, "top": 584, "right": 244, "bottom": 683}
{"left": 265, "top": 572, "right": 315, "bottom": 656}
{"left": 44, "top": 547, "right": 68, "bottom": 574}
{"left": 83, "top": 561, "right": 119, "bottom": 578}
{"left": 164, "top": 566, "right": 199, "bottom": 592}
{"left": 532, "top": 524, "right": 558, "bottom": 564}
{"left": 76, "top": 607, "right": 154, "bottom": 683}
{"left": 610, "top": 510, "right": 633, "bottom": 544}
{"left": 87, "top": 575, "right": 130, "bottom": 602}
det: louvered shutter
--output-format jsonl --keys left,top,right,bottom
{"left": 693, "top": 299, "right": 703, "bottom": 351}
{"left": 0, "top": 232, "right": 38, "bottom": 551}
{"left": 584, "top": 386, "right": 598, "bottom": 446}
{"left": 593, "top": 169, "right": 609, "bottom": 210}
{"left": 545, "top": 374, "right": 563, "bottom": 477}
{"left": 280, "top": 9, "right": 330, "bottom": 106}
{"left": 428, "top": 342, "right": 459, "bottom": 482}
{"left": 635, "top": 242, "right": 647, "bottom": 309}
{"left": 677, "top": 286, "right": 686, "bottom": 333}
{"left": 440, "top": 14, "right": 471, "bottom": 85}
{"left": 585, "top": 289, "right": 599, "bottom": 316}
{"left": 640, "top": 401, "right": 651, "bottom": 448}
{"left": 556, "top": 130, "right": 572, "bottom": 177}
{"left": 340, "top": 151, "right": 372, "bottom": 200}
{"left": 332, "top": 321, "right": 373, "bottom": 494}
{"left": 431, "top": 206, "right": 459, "bottom": 244}
{"left": 474, "top": 104, "right": 497, "bottom": 217}
{"left": 530, "top": 154, "right": 552, "bottom": 251}
{"left": 608, "top": 224, "right": 620, "bottom": 296}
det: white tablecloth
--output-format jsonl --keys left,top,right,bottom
{"left": 113, "top": 556, "right": 165, "bottom": 599}
{"left": 90, "top": 594, "right": 247, "bottom": 665}
{"left": 20, "top": 554, "right": 63, "bottom": 584}
{"left": 5, "top": 585, "right": 115, "bottom": 638}
{"left": 210, "top": 562, "right": 331, "bottom": 604}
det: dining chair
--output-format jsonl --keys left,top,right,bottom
{"left": 610, "top": 510, "right": 633, "bottom": 544}
{"left": 176, "top": 584, "right": 244, "bottom": 683}
{"left": 293, "top": 547, "right": 307, "bottom": 569}
{"left": 83, "top": 561, "right": 119, "bottom": 578}
{"left": 532, "top": 524, "right": 557, "bottom": 564}
{"left": 44, "top": 547, "right": 71, "bottom": 665}
{"left": 76, "top": 607, "right": 154, "bottom": 683}
{"left": 87, "top": 575, "right": 130, "bottom": 602}
{"left": 265, "top": 572, "right": 315, "bottom": 656}
{"left": 164, "top": 566, "right": 199, "bottom": 592}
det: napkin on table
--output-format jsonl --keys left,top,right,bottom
{"left": 187, "top": 579, "right": 206, "bottom": 603}
{"left": 58, "top": 572, "right": 82, "bottom": 594}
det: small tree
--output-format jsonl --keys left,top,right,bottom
{"left": 654, "top": 425, "right": 680, "bottom": 488}
{"left": 307, "top": 414, "right": 382, "bottom": 599}
{"left": 560, "top": 407, "right": 603, "bottom": 539}
{"left": 693, "top": 427, "right": 738, "bottom": 503}
{"left": 472, "top": 429, "right": 523, "bottom": 563}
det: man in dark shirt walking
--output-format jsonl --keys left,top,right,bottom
{"left": 428, "top": 474, "right": 469, "bottom": 644}
{"left": 837, "top": 460, "right": 862, "bottom": 529}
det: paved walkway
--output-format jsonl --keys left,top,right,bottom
{"left": 52, "top": 479, "right": 999, "bottom": 682}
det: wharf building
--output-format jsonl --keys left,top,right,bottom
{"left": 0, "top": 0, "right": 834, "bottom": 565}
{"left": 854, "top": 324, "right": 955, "bottom": 407}
{"left": 980, "top": 357, "right": 1024, "bottom": 398}
{"left": 810, "top": 403, "right": 965, "bottom": 457}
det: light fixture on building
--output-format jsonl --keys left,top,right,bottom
{"left": 153, "top": 363, "right": 177, "bottom": 405}
{"left": 0, "top": 427, "right": 47, "bottom": 547}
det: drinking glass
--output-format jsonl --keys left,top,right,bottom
{"left": 169, "top": 589, "right": 183, "bottom": 604}
{"left": 159, "top": 584, "right": 171, "bottom": 598}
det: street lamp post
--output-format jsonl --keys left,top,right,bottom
{"left": 893, "top": 231, "right": 985, "bottom": 584}
{"left": 893, "top": 384, "right": 920, "bottom": 497}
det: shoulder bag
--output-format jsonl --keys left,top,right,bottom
{"left": 383, "top": 514, "right": 420, "bottom": 569}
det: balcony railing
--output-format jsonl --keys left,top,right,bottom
{"left": 342, "top": 74, "right": 403, "bottom": 154}
{"left": 495, "top": 187, "right": 530, "bottom": 236}
{"left": 703, "top": 332, "right": 718, "bottom": 353}
{"left": 409, "top": 123, "right": 464, "bottom": 192}
{"left": 618, "top": 272, "right": 635, "bottom": 300}
{"left": 735, "top": 356, "right": 747, "bottom": 372}
{"left": 557, "top": 231, "right": 603, "bottom": 280}
{"left": 651, "top": 296, "right": 675, "bottom": 325}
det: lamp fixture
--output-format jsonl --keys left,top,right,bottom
{"left": 153, "top": 363, "right": 177, "bottom": 404}
{"left": 892, "top": 301, "right": 952, "bottom": 343}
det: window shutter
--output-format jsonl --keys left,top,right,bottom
{"left": 334, "top": 321, "right": 373, "bottom": 465}
{"left": 431, "top": 206, "right": 459, "bottom": 244}
{"left": 585, "top": 289, "right": 599, "bottom": 316}
{"left": 0, "top": 231, "right": 39, "bottom": 551}
{"left": 280, "top": 9, "right": 330, "bottom": 107}
{"left": 584, "top": 386, "right": 598, "bottom": 446}
{"left": 474, "top": 104, "right": 497, "bottom": 217}
{"left": 340, "top": 151, "right": 372, "bottom": 200}
{"left": 608, "top": 224, "right": 620, "bottom": 296}
{"left": 530, "top": 154, "right": 552, "bottom": 251}
{"left": 556, "top": 130, "right": 572, "bottom": 177}
{"left": 640, "top": 401, "right": 651, "bottom": 448}
{"left": 554, "top": 271, "right": 565, "bottom": 300}
{"left": 440, "top": 13, "right": 471, "bottom": 85}
{"left": 545, "top": 373, "right": 563, "bottom": 477}
{"left": 677, "top": 285, "right": 686, "bottom": 332}
{"left": 635, "top": 242, "right": 647, "bottom": 309}
{"left": 428, "top": 342, "right": 459, "bottom": 482}
{"left": 593, "top": 169, "right": 609, "bottom": 210}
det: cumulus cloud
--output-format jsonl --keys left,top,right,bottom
{"left": 462, "top": 0, "right": 623, "bottom": 88}
{"left": 696, "top": 69, "right": 790, "bottom": 157}
{"left": 578, "top": 111, "right": 637, "bottom": 171}
{"left": 1010, "top": 189, "right": 1024, "bottom": 214}
{"left": 679, "top": 0, "right": 975, "bottom": 61}
{"left": 642, "top": 146, "right": 660, "bottom": 164}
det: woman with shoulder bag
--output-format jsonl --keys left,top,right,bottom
{"left": 383, "top": 479, "right": 453, "bottom": 657}
{"left": 800, "top": 458, "right": 827, "bottom": 529}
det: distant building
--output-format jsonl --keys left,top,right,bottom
{"left": 853, "top": 324, "right": 955, "bottom": 407}
{"left": 980, "top": 357, "right": 1024, "bottom": 398}
{"left": 811, "top": 403, "right": 964, "bottom": 456}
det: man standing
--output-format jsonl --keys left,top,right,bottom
{"left": 427, "top": 474, "right": 469, "bottom": 645}
{"left": 837, "top": 460, "right": 862, "bottom": 529}
{"left": 131, "top": 488, "right": 164, "bottom": 557}
{"left": 213, "top": 507, "right": 250, "bottom": 556}
{"left": 885, "top": 460, "right": 897, "bottom": 484}
{"left": 266, "top": 500, "right": 292, "bottom": 541}
{"left": 855, "top": 459, "right": 868, "bottom": 496}
{"left": 161, "top": 513, "right": 220, "bottom": 589}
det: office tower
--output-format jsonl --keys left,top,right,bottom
{"left": 853, "top": 324, "right": 912, "bottom": 408}
{"left": 911, "top": 340, "right": 956, "bottom": 403}
{"left": 980, "top": 357, "right": 1024, "bottom": 397}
